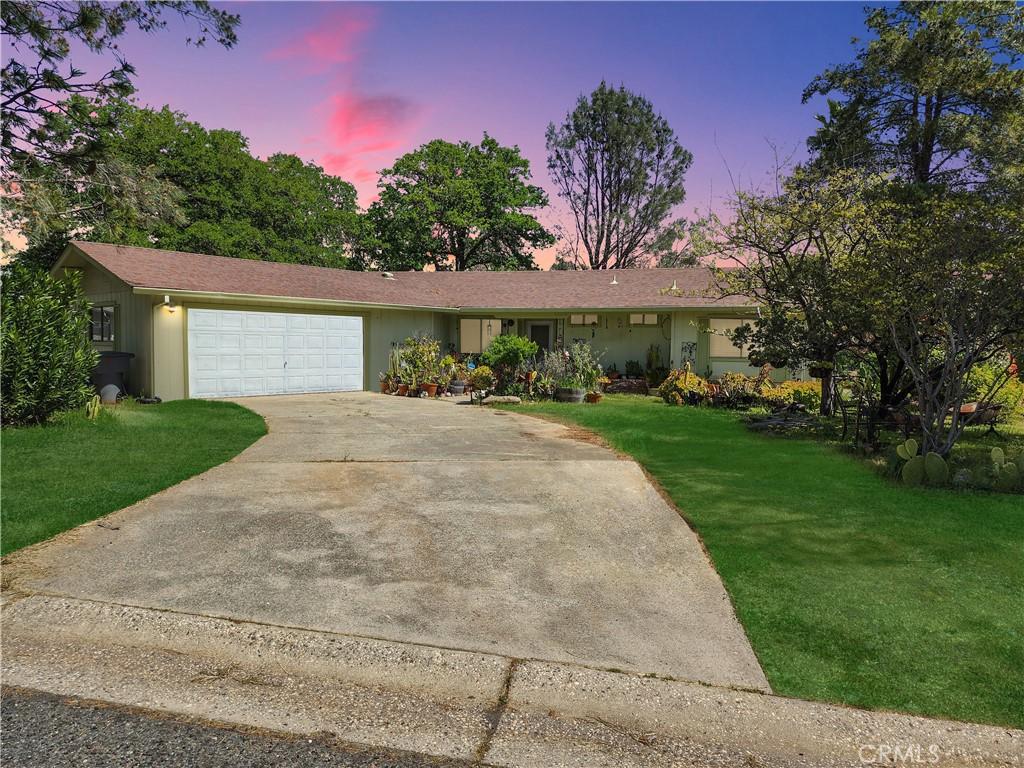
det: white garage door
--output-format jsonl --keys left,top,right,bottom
{"left": 188, "top": 309, "right": 363, "bottom": 398}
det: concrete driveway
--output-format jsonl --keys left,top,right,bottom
{"left": 4, "top": 393, "right": 767, "bottom": 690}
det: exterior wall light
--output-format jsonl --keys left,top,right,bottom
{"left": 163, "top": 295, "right": 177, "bottom": 313}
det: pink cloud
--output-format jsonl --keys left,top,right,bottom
{"left": 270, "top": 8, "right": 422, "bottom": 204}
{"left": 319, "top": 91, "right": 421, "bottom": 202}
{"left": 268, "top": 9, "right": 374, "bottom": 73}
{"left": 326, "top": 93, "right": 416, "bottom": 147}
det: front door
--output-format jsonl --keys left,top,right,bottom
{"left": 526, "top": 321, "right": 553, "bottom": 351}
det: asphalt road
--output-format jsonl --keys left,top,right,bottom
{"left": 0, "top": 687, "right": 470, "bottom": 768}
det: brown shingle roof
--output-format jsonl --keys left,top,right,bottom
{"left": 68, "top": 241, "right": 750, "bottom": 310}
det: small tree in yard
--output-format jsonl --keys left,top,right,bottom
{"left": 1, "top": 264, "right": 98, "bottom": 426}
{"left": 359, "top": 135, "right": 554, "bottom": 272}
{"left": 869, "top": 192, "right": 1024, "bottom": 457}
{"left": 698, "top": 170, "right": 883, "bottom": 416}
{"left": 546, "top": 82, "right": 693, "bottom": 269}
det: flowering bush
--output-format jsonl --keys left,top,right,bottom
{"left": 658, "top": 367, "right": 710, "bottom": 405}
{"left": 776, "top": 380, "right": 821, "bottom": 412}
{"left": 468, "top": 365, "right": 495, "bottom": 392}
{"left": 758, "top": 384, "right": 795, "bottom": 409}
{"left": 538, "top": 342, "right": 602, "bottom": 391}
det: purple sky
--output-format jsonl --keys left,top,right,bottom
{"left": 79, "top": 1, "right": 872, "bottom": 267}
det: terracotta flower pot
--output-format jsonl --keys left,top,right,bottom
{"left": 585, "top": 392, "right": 603, "bottom": 404}
{"left": 397, "top": 384, "right": 409, "bottom": 396}
{"left": 422, "top": 383, "right": 438, "bottom": 397}
{"left": 379, "top": 380, "right": 390, "bottom": 393}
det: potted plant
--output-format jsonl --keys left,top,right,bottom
{"left": 449, "top": 359, "right": 469, "bottom": 395}
{"left": 585, "top": 375, "right": 611, "bottom": 403}
{"left": 437, "top": 355, "right": 461, "bottom": 395}
{"left": 606, "top": 363, "right": 620, "bottom": 380}
{"left": 378, "top": 371, "right": 393, "bottom": 394}
{"left": 398, "top": 334, "right": 441, "bottom": 397}
{"left": 468, "top": 365, "right": 495, "bottom": 404}
{"left": 554, "top": 342, "right": 602, "bottom": 403}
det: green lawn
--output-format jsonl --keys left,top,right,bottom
{"left": 1, "top": 400, "right": 266, "bottom": 555}
{"left": 502, "top": 396, "right": 1024, "bottom": 728}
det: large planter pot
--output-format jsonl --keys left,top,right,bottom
{"left": 379, "top": 380, "right": 390, "bottom": 393}
{"left": 422, "top": 383, "right": 439, "bottom": 398}
{"left": 555, "top": 387, "right": 586, "bottom": 403}
{"left": 449, "top": 381, "right": 466, "bottom": 395}
{"left": 396, "top": 384, "right": 409, "bottom": 396}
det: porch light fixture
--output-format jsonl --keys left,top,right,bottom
{"left": 163, "top": 294, "right": 177, "bottom": 313}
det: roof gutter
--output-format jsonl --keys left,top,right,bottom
{"left": 131, "top": 286, "right": 457, "bottom": 313}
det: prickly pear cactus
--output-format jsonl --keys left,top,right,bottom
{"left": 994, "top": 461, "right": 1020, "bottom": 492}
{"left": 952, "top": 468, "right": 973, "bottom": 488}
{"left": 923, "top": 452, "right": 948, "bottom": 485}
{"left": 991, "top": 447, "right": 1006, "bottom": 468}
{"left": 896, "top": 438, "right": 919, "bottom": 462}
{"left": 902, "top": 454, "right": 925, "bottom": 485}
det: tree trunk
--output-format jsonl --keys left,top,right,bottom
{"left": 819, "top": 368, "right": 837, "bottom": 416}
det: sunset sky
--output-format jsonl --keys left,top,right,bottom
{"left": 75, "top": 1, "right": 871, "bottom": 267}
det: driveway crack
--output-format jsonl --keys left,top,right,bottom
{"left": 473, "top": 658, "right": 517, "bottom": 765}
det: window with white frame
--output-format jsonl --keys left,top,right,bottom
{"left": 629, "top": 313, "right": 659, "bottom": 326}
{"left": 569, "top": 313, "right": 599, "bottom": 326}
{"left": 708, "top": 318, "right": 750, "bottom": 357}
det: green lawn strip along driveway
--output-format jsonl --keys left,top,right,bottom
{"left": 2, "top": 400, "right": 266, "bottom": 555}
{"left": 501, "top": 396, "right": 1024, "bottom": 729}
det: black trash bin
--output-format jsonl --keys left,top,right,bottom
{"left": 91, "top": 351, "right": 135, "bottom": 394}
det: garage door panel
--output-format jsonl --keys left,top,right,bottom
{"left": 188, "top": 309, "right": 363, "bottom": 398}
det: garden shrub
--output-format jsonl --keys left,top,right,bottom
{"left": 624, "top": 359, "right": 644, "bottom": 378}
{"left": 715, "top": 371, "right": 759, "bottom": 408}
{"left": 537, "top": 342, "right": 603, "bottom": 392}
{"left": 777, "top": 380, "right": 822, "bottom": 412}
{"left": 758, "top": 384, "right": 795, "bottom": 409}
{"left": 468, "top": 365, "right": 495, "bottom": 392}
{"left": 1, "top": 263, "right": 98, "bottom": 426}
{"left": 398, "top": 334, "right": 440, "bottom": 387}
{"left": 659, "top": 367, "right": 710, "bottom": 405}
{"left": 483, "top": 334, "right": 538, "bottom": 393}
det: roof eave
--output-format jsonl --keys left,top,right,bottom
{"left": 131, "top": 286, "right": 458, "bottom": 313}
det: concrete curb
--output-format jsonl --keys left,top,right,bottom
{"left": 2, "top": 596, "right": 1021, "bottom": 767}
